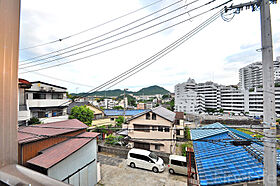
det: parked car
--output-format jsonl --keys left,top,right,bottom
{"left": 127, "top": 148, "right": 165, "bottom": 173}
{"left": 168, "top": 155, "right": 187, "bottom": 175}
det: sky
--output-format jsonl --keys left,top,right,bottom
{"left": 18, "top": 0, "right": 280, "bottom": 93}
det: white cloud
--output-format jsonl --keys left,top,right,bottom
{"left": 19, "top": 0, "right": 280, "bottom": 93}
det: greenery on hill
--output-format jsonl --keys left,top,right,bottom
{"left": 71, "top": 85, "right": 170, "bottom": 97}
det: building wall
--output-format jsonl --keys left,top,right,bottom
{"left": 19, "top": 129, "right": 86, "bottom": 165}
{"left": 128, "top": 112, "right": 175, "bottom": 153}
{"left": 48, "top": 139, "right": 97, "bottom": 186}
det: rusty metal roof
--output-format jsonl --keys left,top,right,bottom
{"left": 27, "top": 132, "right": 98, "bottom": 169}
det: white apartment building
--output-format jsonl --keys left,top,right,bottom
{"left": 25, "top": 81, "right": 68, "bottom": 119}
{"left": 239, "top": 57, "right": 280, "bottom": 90}
{"left": 175, "top": 90, "right": 205, "bottom": 114}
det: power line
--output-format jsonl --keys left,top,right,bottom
{"left": 27, "top": 71, "right": 95, "bottom": 87}
{"left": 19, "top": 0, "right": 165, "bottom": 51}
{"left": 19, "top": 0, "right": 222, "bottom": 74}
{"left": 19, "top": 0, "right": 184, "bottom": 63}
{"left": 19, "top": 0, "right": 207, "bottom": 69}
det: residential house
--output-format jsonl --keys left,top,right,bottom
{"left": 127, "top": 106, "right": 176, "bottom": 154}
{"left": 67, "top": 101, "right": 105, "bottom": 120}
{"left": 18, "top": 78, "right": 32, "bottom": 126}
{"left": 175, "top": 112, "right": 185, "bottom": 137}
{"left": 18, "top": 119, "right": 99, "bottom": 186}
{"left": 25, "top": 81, "right": 69, "bottom": 118}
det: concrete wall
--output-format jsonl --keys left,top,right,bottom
{"left": 128, "top": 112, "right": 175, "bottom": 153}
{"left": 48, "top": 139, "right": 97, "bottom": 186}
{"left": 29, "top": 82, "right": 66, "bottom": 93}
{"left": 98, "top": 144, "right": 170, "bottom": 163}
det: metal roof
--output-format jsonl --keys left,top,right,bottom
{"left": 18, "top": 119, "right": 88, "bottom": 144}
{"left": 27, "top": 132, "right": 98, "bottom": 169}
{"left": 152, "top": 106, "right": 176, "bottom": 122}
{"left": 190, "top": 123, "right": 228, "bottom": 140}
{"left": 103, "top": 109, "right": 148, "bottom": 116}
{"left": 193, "top": 132, "right": 264, "bottom": 185}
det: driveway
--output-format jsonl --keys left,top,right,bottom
{"left": 97, "top": 152, "right": 188, "bottom": 186}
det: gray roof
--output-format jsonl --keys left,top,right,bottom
{"left": 127, "top": 106, "right": 175, "bottom": 122}
{"left": 67, "top": 101, "right": 89, "bottom": 114}
{"left": 152, "top": 106, "right": 176, "bottom": 122}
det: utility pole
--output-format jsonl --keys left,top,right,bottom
{"left": 225, "top": 0, "right": 277, "bottom": 185}
{"left": 260, "top": 0, "right": 277, "bottom": 185}
{"left": 123, "top": 88, "right": 128, "bottom": 129}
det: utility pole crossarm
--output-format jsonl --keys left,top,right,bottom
{"left": 225, "top": 0, "right": 260, "bottom": 12}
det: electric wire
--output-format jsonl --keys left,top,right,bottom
{"left": 19, "top": 0, "right": 184, "bottom": 63}
{"left": 19, "top": 1, "right": 225, "bottom": 74}
{"left": 19, "top": 0, "right": 210, "bottom": 69}
{"left": 19, "top": 0, "right": 165, "bottom": 51}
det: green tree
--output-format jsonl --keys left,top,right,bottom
{"left": 162, "top": 94, "right": 170, "bottom": 99}
{"left": 69, "top": 105, "right": 94, "bottom": 126}
{"left": 113, "top": 106, "right": 124, "bottom": 110}
{"left": 115, "top": 116, "right": 124, "bottom": 127}
{"left": 219, "top": 108, "right": 224, "bottom": 113}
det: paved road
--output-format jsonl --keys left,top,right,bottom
{"left": 97, "top": 152, "right": 188, "bottom": 186}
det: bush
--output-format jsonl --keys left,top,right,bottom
{"left": 105, "top": 134, "right": 124, "bottom": 145}
{"left": 28, "top": 117, "right": 41, "bottom": 125}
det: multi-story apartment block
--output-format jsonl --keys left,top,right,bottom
{"left": 175, "top": 90, "right": 205, "bottom": 114}
{"left": 25, "top": 81, "right": 68, "bottom": 118}
{"left": 18, "top": 79, "right": 32, "bottom": 125}
{"left": 127, "top": 106, "right": 176, "bottom": 154}
{"left": 239, "top": 57, "right": 280, "bottom": 90}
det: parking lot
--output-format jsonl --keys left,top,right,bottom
{"left": 97, "top": 153, "right": 188, "bottom": 186}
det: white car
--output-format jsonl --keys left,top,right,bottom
{"left": 127, "top": 148, "right": 165, "bottom": 173}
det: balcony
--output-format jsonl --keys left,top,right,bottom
{"left": 27, "top": 99, "right": 70, "bottom": 108}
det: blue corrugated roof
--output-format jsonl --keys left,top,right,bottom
{"left": 192, "top": 123, "right": 280, "bottom": 185}
{"left": 103, "top": 109, "right": 148, "bottom": 116}
{"left": 193, "top": 132, "right": 264, "bottom": 185}
{"left": 191, "top": 123, "right": 228, "bottom": 140}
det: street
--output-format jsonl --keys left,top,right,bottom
{"left": 97, "top": 153, "right": 188, "bottom": 186}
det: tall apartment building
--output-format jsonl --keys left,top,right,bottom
{"left": 175, "top": 78, "right": 205, "bottom": 114}
{"left": 239, "top": 57, "right": 280, "bottom": 90}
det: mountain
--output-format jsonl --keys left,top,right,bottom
{"left": 133, "top": 85, "right": 170, "bottom": 96}
{"left": 72, "top": 85, "right": 170, "bottom": 97}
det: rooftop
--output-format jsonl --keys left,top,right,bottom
{"left": 103, "top": 109, "right": 148, "bottom": 116}
{"left": 27, "top": 132, "right": 98, "bottom": 169}
{"left": 18, "top": 119, "right": 88, "bottom": 144}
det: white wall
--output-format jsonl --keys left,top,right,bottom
{"left": 47, "top": 139, "right": 97, "bottom": 186}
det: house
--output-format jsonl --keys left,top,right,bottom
{"left": 191, "top": 123, "right": 280, "bottom": 185}
{"left": 18, "top": 78, "right": 32, "bottom": 126}
{"left": 25, "top": 81, "right": 69, "bottom": 118}
{"left": 18, "top": 119, "right": 99, "bottom": 186}
{"left": 127, "top": 106, "right": 176, "bottom": 154}
{"left": 67, "top": 101, "right": 105, "bottom": 120}
{"left": 175, "top": 112, "right": 185, "bottom": 137}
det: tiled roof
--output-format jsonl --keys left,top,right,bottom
{"left": 191, "top": 123, "right": 228, "bottom": 140}
{"left": 175, "top": 112, "right": 184, "bottom": 120}
{"left": 18, "top": 119, "right": 88, "bottom": 144}
{"left": 27, "top": 132, "right": 98, "bottom": 169}
{"left": 193, "top": 132, "right": 264, "bottom": 186}
{"left": 103, "top": 109, "right": 148, "bottom": 116}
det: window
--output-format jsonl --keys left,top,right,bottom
{"left": 171, "top": 160, "right": 187, "bottom": 167}
{"left": 158, "top": 126, "right": 164, "bottom": 132}
{"left": 146, "top": 113, "right": 150, "bottom": 120}
{"left": 134, "top": 142, "right": 150, "bottom": 150}
{"left": 134, "top": 124, "right": 150, "bottom": 132}
{"left": 152, "top": 126, "right": 157, "bottom": 131}
{"left": 152, "top": 113, "right": 156, "bottom": 120}
{"left": 155, "top": 145, "right": 160, "bottom": 150}
{"left": 33, "top": 93, "right": 46, "bottom": 99}
{"left": 164, "top": 127, "right": 170, "bottom": 132}
{"left": 176, "top": 129, "right": 180, "bottom": 135}
{"left": 52, "top": 93, "right": 63, "bottom": 99}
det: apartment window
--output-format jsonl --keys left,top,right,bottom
{"left": 176, "top": 129, "right": 180, "bottom": 135}
{"left": 134, "top": 124, "right": 150, "bottom": 132}
{"left": 52, "top": 93, "right": 63, "bottom": 99}
{"left": 152, "top": 113, "right": 157, "bottom": 120}
{"left": 33, "top": 93, "right": 46, "bottom": 99}
{"left": 152, "top": 126, "right": 157, "bottom": 131}
{"left": 146, "top": 113, "right": 150, "bottom": 120}
{"left": 164, "top": 127, "right": 170, "bottom": 132}
{"left": 155, "top": 145, "right": 160, "bottom": 150}
{"left": 158, "top": 126, "right": 164, "bottom": 132}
